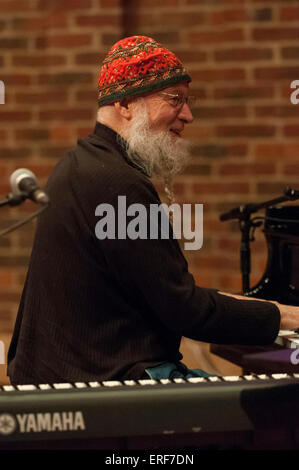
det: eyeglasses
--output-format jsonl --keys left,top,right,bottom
{"left": 160, "top": 92, "right": 197, "bottom": 109}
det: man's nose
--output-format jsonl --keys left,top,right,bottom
{"left": 178, "top": 102, "right": 194, "bottom": 123}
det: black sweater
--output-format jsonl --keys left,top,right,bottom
{"left": 7, "top": 122, "right": 280, "bottom": 384}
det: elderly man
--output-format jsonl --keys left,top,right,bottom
{"left": 7, "top": 36, "right": 299, "bottom": 385}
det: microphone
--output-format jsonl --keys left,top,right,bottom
{"left": 10, "top": 168, "right": 50, "bottom": 205}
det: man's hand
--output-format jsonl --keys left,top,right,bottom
{"left": 218, "top": 291, "right": 299, "bottom": 331}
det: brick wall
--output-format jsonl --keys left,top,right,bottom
{"left": 0, "top": 0, "right": 298, "bottom": 378}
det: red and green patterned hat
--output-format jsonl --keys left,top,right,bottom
{"left": 97, "top": 35, "right": 191, "bottom": 107}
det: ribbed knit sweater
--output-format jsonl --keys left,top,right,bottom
{"left": 7, "top": 122, "right": 280, "bottom": 384}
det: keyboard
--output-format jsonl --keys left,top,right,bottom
{"left": 276, "top": 330, "right": 299, "bottom": 348}
{"left": 0, "top": 373, "right": 298, "bottom": 448}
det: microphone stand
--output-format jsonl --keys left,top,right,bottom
{"left": 219, "top": 187, "right": 299, "bottom": 293}
{"left": 0, "top": 192, "right": 49, "bottom": 237}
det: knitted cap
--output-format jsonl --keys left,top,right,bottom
{"left": 97, "top": 36, "right": 191, "bottom": 107}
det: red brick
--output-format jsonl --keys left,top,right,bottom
{"left": 189, "top": 29, "right": 244, "bottom": 44}
{"left": 38, "top": 0, "right": 92, "bottom": 9}
{"left": 39, "top": 109, "right": 94, "bottom": 121}
{"left": 76, "top": 52, "right": 105, "bottom": 65}
{"left": 76, "top": 91, "right": 98, "bottom": 102}
{"left": 255, "top": 67, "right": 299, "bottom": 81}
{"left": 214, "top": 86, "right": 274, "bottom": 100}
{"left": 192, "top": 105, "right": 246, "bottom": 119}
{"left": 0, "top": 1, "right": 29, "bottom": 12}
{"left": 284, "top": 125, "right": 299, "bottom": 137}
{"left": 15, "top": 91, "right": 68, "bottom": 104}
{"left": 38, "top": 73, "right": 93, "bottom": 86}
{"left": 0, "top": 148, "right": 32, "bottom": 159}
{"left": 255, "top": 143, "right": 299, "bottom": 159}
{"left": 49, "top": 126, "right": 72, "bottom": 141}
{"left": 76, "top": 15, "right": 121, "bottom": 27}
{"left": 36, "top": 34, "right": 92, "bottom": 49}
{"left": 12, "top": 15, "right": 68, "bottom": 31}
{"left": 281, "top": 47, "right": 299, "bottom": 60}
{"left": 0, "top": 75, "right": 31, "bottom": 86}
{"left": 12, "top": 55, "right": 66, "bottom": 67}
{"left": 160, "top": 12, "right": 205, "bottom": 27}
{"left": 255, "top": 106, "right": 299, "bottom": 118}
{"left": 280, "top": 6, "right": 299, "bottom": 21}
{"left": 192, "top": 182, "right": 250, "bottom": 195}
{"left": 0, "top": 111, "right": 31, "bottom": 122}
{"left": 219, "top": 163, "right": 276, "bottom": 176}
{"left": 252, "top": 28, "right": 299, "bottom": 41}
{"left": 283, "top": 164, "right": 299, "bottom": 175}
{"left": 214, "top": 48, "right": 272, "bottom": 62}
{"left": 217, "top": 125, "right": 275, "bottom": 138}
{"left": 210, "top": 9, "right": 248, "bottom": 24}
{"left": 194, "top": 255, "right": 240, "bottom": 271}
{"left": 0, "top": 38, "right": 28, "bottom": 49}
{"left": 256, "top": 182, "right": 289, "bottom": 196}
{"left": 191, "top": 68, "right": 245, "bottom": 81}
{"left": 14, "top": 129, "right": 50, "bottom": 141}
{"left": 0, "top": 270, "right": 15, "bottom": 288}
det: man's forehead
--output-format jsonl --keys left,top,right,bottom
{"left": 160, "top": 83, "right": 190, "bottom": 95}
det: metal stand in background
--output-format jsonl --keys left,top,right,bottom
{"left": 0, "top": 192, "right": 49, "bottom": 237}
{"left": 219, "top": 187, "right": 299, "bottom": 294}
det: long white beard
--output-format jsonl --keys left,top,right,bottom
{"left": 120, "top": 101, "right": 191, "bottom": 180}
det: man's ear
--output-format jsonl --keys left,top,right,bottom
{"left": 114, "top": 98, "right": 132, "bottom": 120}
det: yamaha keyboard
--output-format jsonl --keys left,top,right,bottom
{"left": 0, "top": 373, "right": 299, "bottom": 449}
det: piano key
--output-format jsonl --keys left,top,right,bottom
{"left": 207, "top": 376, "right": 222, "bottom": 382}
{"left": 123, "top": 380, "right": 137, "bottom": 386}
{"left": 102, "top": 381, "right": 122, "bottom": 387}
{"left": 38, "top": 384, "right": 52, "bottom": 390}
{"left": 173, "top": 378, "right": 186, "bottom": 384}
{"left": 53, "top": 383, "right": 73, "bottom": 389}
{"left": 257, "top": 374, "right": 270, "bottom": 380}
{"left": 271, "top": 373, "right": 290, "bottom": 380}
{"left": 160, "top": 379, "right": 171, "bottom": 385}
{"left": 2, "top": 385, "right": 15, "bottom": 391}
{"left": 243, "top": 375, "right": 257, "bottom": 381}
{"left": 222, "top": 376, "right": 242, "bottom": 382}
{"left": 88, "top": 382, "right": 101, "bottom": 388}
{"left": 74, "top": 382, "right": 87, "bottom": 388}
{"left": 138, "top": 379, "right": 158, "bottom": 386}
{"left": 16, "top": 384, "right": 37, "bottom": 391}
{"left": 187, "top": 377, "right": 207, "bottom": 383}
{"left": 279, "top": 330, "right": 296, "bottom": 336}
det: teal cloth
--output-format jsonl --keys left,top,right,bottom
{"left": 145, "top": 361, "right": 215, "bottom": 380}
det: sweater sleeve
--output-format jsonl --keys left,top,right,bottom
{"left": 74, "top": 154, "right": 281, "bottom": 347}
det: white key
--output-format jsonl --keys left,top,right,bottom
{"left": 39, "top": 384, "right": 51, "bottom": 390}
{"left": 88, "top": 381, "right": 101, "bottom": 388}
{"left": 74, "top": 382, "right": 87, "bottom": 388}
{"left": 2, "top": 385, "right": 15, "bottom": 391}
{"left": 208, "top": 376, "right": 222, "bottom": 382}
{"left": 53, "top": 383, "right": 73, "bottom": 389}
{"left": 173, "top": 378, "right": 186, "bottom": 383}
{"left": 160, "top": 379, "right": 171, "bottom": 385}
{"left": 243, "top": 375, "right": 256, "bottom": 381}
{"left": 279, "top": 330, "right": 296, "bottom": 336}
{"left": 257, "top": 374, "right": 270, "bottom": 380}
{"left": 16, "top": 384, "right": 37, "bottom": 391}
{"left": 293, "top": 374, "right": 299, "bottom": 378}
{"left": 138, "top": 379, "right": 157, "bottom": 385}
{"left": 102, "top": 381, "right": 122, "bottom": 387}
{"left": 187, "top": 377, "right": 207, "bottom": 383}
{"left": 222, "top": 376, "right": 242, "bottom": 382}
{"left": 124, "top": 380, "right": 137, "bottom": 386}
{"left": 271, "top": 374, "right": 290, "bottom": 380}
